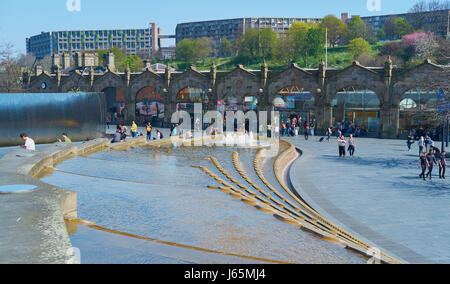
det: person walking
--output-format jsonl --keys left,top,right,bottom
{"left": 418, "top": 137, "right": 425, "bottom": 157}
{"left": 20, "top": 133, "right": 36, "bottom": 151}
{"left": 304, "top": 125, "right": 310, "bottom": 141}
{"left": 406, "top": 134, "right": 415, "bottom": 152}
{"left": 426, "top": 149, "right": 438, "bottom": 180}
{"left": 146, "top": 123, "right": 152, "bottom": 141}
{"left": 348, "top": 134, "right": 356, "bottom": 157}
{"left": 327, "top": 127, "right": 332, "bottom": 142}
{"left": 439, "top": 151, "right": 447, "bottom": 179}
{"left": 338, "top": 136, "right": 347, "bottom": 158}
{"left": 418, "top": 152, "right": 429, "bottom": 181}
{"left": 424, "top": 135, "right": 432, "bottom": 152}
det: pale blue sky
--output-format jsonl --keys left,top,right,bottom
{"left": 0, "top": 0, "right": 420, "bottom": 54}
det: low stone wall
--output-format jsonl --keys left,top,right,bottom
{"left": 0, "top": 136, "right": 166, "bottom": 264}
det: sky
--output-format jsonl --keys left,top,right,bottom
{"left": 0, "top": 0, "right": 421, "bottom": 54}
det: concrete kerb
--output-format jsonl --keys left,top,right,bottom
{"left": 0, "top": 133, "right": 236, "bottom": 264}
{"left": 0, "top": 136, "right": 160, "bottom": 264}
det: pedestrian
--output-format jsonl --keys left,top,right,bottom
{"left": 106, "top": 118, "right": 111, "bottom": 129}
{"left": 338, "top": 136, "right": 347, "bottom": 158}
{"left": 406, "top": 134, "right": 414, "bottom": 152}
{"left": 304, "top": 125, "right": 309, "bottom": 140}
{"left": 327, "top": 127, "right": 332, "bottom": 142}
{"left": 20, "top": 133, "right": 36, "bottom": 151}
{"left": 310, "top": 122, "right": 315, "bottom": 137}
{"left": 348, "top": 134, "right": 356, "bottom": 157}
{"left": 419, "top": 152, "right": 429, "bottom": 181}
{"left": 131, "top": 121, "right": 138, "bottom": 138}
{"left": 439, "top": 151, "right": 447, "bottom": 179}
{"left": 146, "top": 123, "right": 152, "bottom": 141}
{"left": 426, "top": 149, "right": 438, "bottom": 180}
{"left": 418, "top": 137, "right": 425, "bottom": 157}
{"left": 424, "top": 135, "right": 431, "bottom": 152}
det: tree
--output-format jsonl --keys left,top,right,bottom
{"left": 219, "top": 38, "right": 232, "bottom": 57}
{"left": 348, "top": 38, "right": 372, "bottom": 58}
{"left": 121, "top": 55, "right": 144, "bottom": 72}
{"left": 287, "top": 22, "right": 310, "bottom": 62}
{"left": 193, "top": 38, "right": 213, "bottom": 61}
{"left": 176, "top": 39, "right": 196, "bottom": 63}
{"left": 0, "top": 42, "right": 24, "bottom": 93}
{"left": 305, "top": 27, "right": 325, "bottom": 66}
{"left": 348, "top": 16, "right": 367, "bottom": 41}
{"left": 384, "top": 17, "right": 397, "bottom": 40}
{"left": 395, "top": 18, "right": 414, "bottom": 38}
{"left": 320, "top": 15, "right": 348, "bottom": 47}
{"left": 258, "top": 28, "right": 279, "bottom": 60}
{"left": 238, "top": 28, "right": 260, "bottom": 59}
{"left": 377, "top": 28, "right": 386, "bottom": 41}
{"left": 366, "top": 23, "right": 378, "bottom": 44}
{"left": 414, "top": 32, "right": 439, "bottom": 59}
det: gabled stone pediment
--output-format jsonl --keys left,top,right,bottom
{"left": 95, "top": 68, "right": 122, "bottom": 83}
{"left": 397, "top": 59, "right": 445, "bottom": 78}
{"left": 221, "top": 65, "right": 257, "bottom": 82}
{"left": 328, "top": 61, "right": 381, "bottom": 83}
{"left": 276, "top": 63, "right": 314, "bottom": 79}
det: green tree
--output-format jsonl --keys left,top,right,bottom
{"left": 121, "top": 55, "right": 144, "bottom": 72}
{"left": 348, "top": 16, "right": 367, "bottom": 40}
{"left": 176, "top": 39, "right": 195, "bottom": 63}
{"left": 376, "top": 28, "right": 386, "bottom": 41}
{"left": 287, "top": 22, "right": 310, "bottom": 62}
{"left": 219, "top": 37, "right": 233, "bottom": 57}
{"left": 258, "top": 28, "right": 279, "bottom": 60}
{"left": 238, "top": 28, "right": 260, "bottom": 58}
{"left": 193, "top": 38, "right": 212, "bottom": 61}
{"left": 320, "top": 15, "right": 348, "bottom": 47}
{"left": 306, "top": 27, "right": 325, "bottom": 64}
{"left": 348, "top": 38, "right": 372, "bottom": 58}
{"left": 394, "top": 18, "right": 414, "bottom": 38}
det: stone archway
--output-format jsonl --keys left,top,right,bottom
{"left": 135, "top": 86, "right": 165, "bottom": 127}
{"left": 330, "top": 86, "right": 382, "bottom": 136}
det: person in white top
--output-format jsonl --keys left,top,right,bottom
{"left": 20, "top": 133, "right": 36, "bottom": 151}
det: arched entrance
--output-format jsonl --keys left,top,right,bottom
{"left": 332, "top": 87, "right": 381, "bottom": 136}
{"left": 243, "top": 94, "right": 258, "bottom": 112}
{"left": 176, "top": 87, "right": 209, "bottom": 115}
{"left": 136, "top": 86, "right": 164, "bottom": 127}
{"left": 275, "top": 86, "right": 315, "bottom": 124}
{"left": 399, "top": 89, "right": 442, "bottom": 139}
{"left": 103, "top": 87, "right": 125, "bottom": 124}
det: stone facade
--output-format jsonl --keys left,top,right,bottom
{"left": 25, "top": 57, "right": 449, "bottom": 138}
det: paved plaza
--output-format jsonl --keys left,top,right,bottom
{"left": 286, "top": 135, "right": 450, "bottom": 264}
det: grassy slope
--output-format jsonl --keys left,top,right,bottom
{"left": 161, "top": 42, "right": 386, "bottom": 72}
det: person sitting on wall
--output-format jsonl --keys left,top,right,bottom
{"left": 58, "top": 133, "right": 72, "bottom": 143}
{"left": 111, "top": 127, "right": 122, "bottom": 144}
{"left": 20, "top": 133, "right": 36, "bottom": 151}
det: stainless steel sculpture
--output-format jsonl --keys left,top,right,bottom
{"left": 0, "top": 93, "right": 106, "bottom": 147}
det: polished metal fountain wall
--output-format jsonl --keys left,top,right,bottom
{"left": 0, "top": 93, "right": 105, "bottom": 147}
